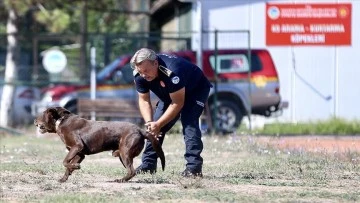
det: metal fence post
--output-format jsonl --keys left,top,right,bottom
{"left": 212, "top": 29, "right": 218, "bottom": 134}
{"left": 90, "top": 46, "right": 96, "bottom": 121}
{"left": 247, "top": 30, "right": 252, "bottom": 132}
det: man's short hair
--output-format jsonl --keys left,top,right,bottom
{"left": 130, "top": 48, "right": 157, "bottom": 69}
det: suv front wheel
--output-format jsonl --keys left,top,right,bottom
{"left": 209, "top": 100, "right": 244, "bottom": 133}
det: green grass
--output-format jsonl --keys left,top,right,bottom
{"left": 247, "top": 117, "right": 360, "bottom": 135}
{"left": 1, "top": 132, "right": 359, "bottom": 202}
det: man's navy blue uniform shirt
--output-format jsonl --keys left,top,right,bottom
{"left": 134, "top": 54, "right": 211, "bottom": 104}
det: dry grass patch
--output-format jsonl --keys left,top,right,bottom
{"left": 1, "top": 132, "right": 359, "bottom": 202}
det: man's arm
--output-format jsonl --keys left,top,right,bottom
{"left": 155, "top": 87, "right": 185, "bottom": 129}
{"left": 138, "top": 92, "right": 153, "bottom": 122}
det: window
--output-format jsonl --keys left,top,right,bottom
{"left": 209, "top": 54, "right": 262, "bottom": 73}
{"left": 119, "top": 63, "right": 135, "bottom": 84}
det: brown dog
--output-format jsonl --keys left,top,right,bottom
{"left": 34, "top": 107, "right": 165, "bottom": 183}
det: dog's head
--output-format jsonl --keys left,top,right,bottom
{"left": 34, "top": 107, "right": 72, "bottom": 134}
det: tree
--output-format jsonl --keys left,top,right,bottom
{"left": 0, "top": 0, "right": 67, "bottom": 127}
{"left": 0, "top": 0, "right": 131, "bottom": 127}
{"left": 0, "top": 1, "right": 20, "bottom": 127}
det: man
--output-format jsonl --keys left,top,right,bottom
{"left": 131, "top": 48, "right": 212, "bottom": 177}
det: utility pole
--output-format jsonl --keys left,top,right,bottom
{"left": 80, "top": 0, "right": 88, "bottom": 80}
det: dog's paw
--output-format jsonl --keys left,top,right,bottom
{"left": 58, "top": 177, "right": 68, "bottom": 183}
{"left": 114, "top": 178, "right": 126, "bottom": 183}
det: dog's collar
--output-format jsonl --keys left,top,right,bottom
{"left": 55, "top": 117, "right": 65, "bottom": 131}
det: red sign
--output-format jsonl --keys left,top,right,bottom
{"left": 266, "top": 3, "right": 352, "bottom": 46}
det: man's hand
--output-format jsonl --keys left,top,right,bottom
{"left": 145, "top": 121, "right": 162, "bottom": 140}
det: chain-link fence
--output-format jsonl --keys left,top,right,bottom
{"left": 1, "top": 30, "right": 251, "bottom": 85}
{"left": 1, "top": 30, "right": 252, "bottom": 129}
{"left": 0, "top": 32, "right": 193, "bottom": 87}
{"left": 201, "top": 30, "right": 252, "bottom": 132}
{"left": 0, "top": 34, "right": 34, "bottom": 83}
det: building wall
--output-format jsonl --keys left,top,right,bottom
{"left": 127, "top": 0, "right": 150, "bottom": 32}
{"left": 196, "top": 0, "right": 359, "bottom": 122}
{"left": 161, "top": 18, "right": 178, "bottom": 51}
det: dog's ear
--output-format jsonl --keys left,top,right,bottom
{"left": 55, "top": 107, "right": 72, "bottom": 117}
{"left": 42, "top": 108, "right": 57, "bottom": 125}
{"left": 48, "top": 108, "right": 59, "bottom": 117}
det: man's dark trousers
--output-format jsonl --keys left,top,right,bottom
{"left": 141, "top": 86, "right": 210, "bottom": 172}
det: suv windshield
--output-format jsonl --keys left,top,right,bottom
{"left": 96, "top": 57, "right": 134, "bottom": 85}
{"left": 96, "top": 58, "right": 123, "bottom": 82}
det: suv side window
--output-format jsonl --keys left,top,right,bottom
{"left": 209, "top": 54, "right": 262, "bottom": 73}
{"left": 105, "top": 64, "right": 134, "bottom": 85}
{"left": 118, "top": 63, "right": 134, "bottom": 84}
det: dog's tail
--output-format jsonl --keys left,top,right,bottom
{"left": 141, "top": 130, "right": 165, "bottom": 171}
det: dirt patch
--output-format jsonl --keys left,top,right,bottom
{"left": 1, "top": 170, "right": 178, "bottom": 201}
{"left": 255, "top": 135, "right": 360, "bottom": 153}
